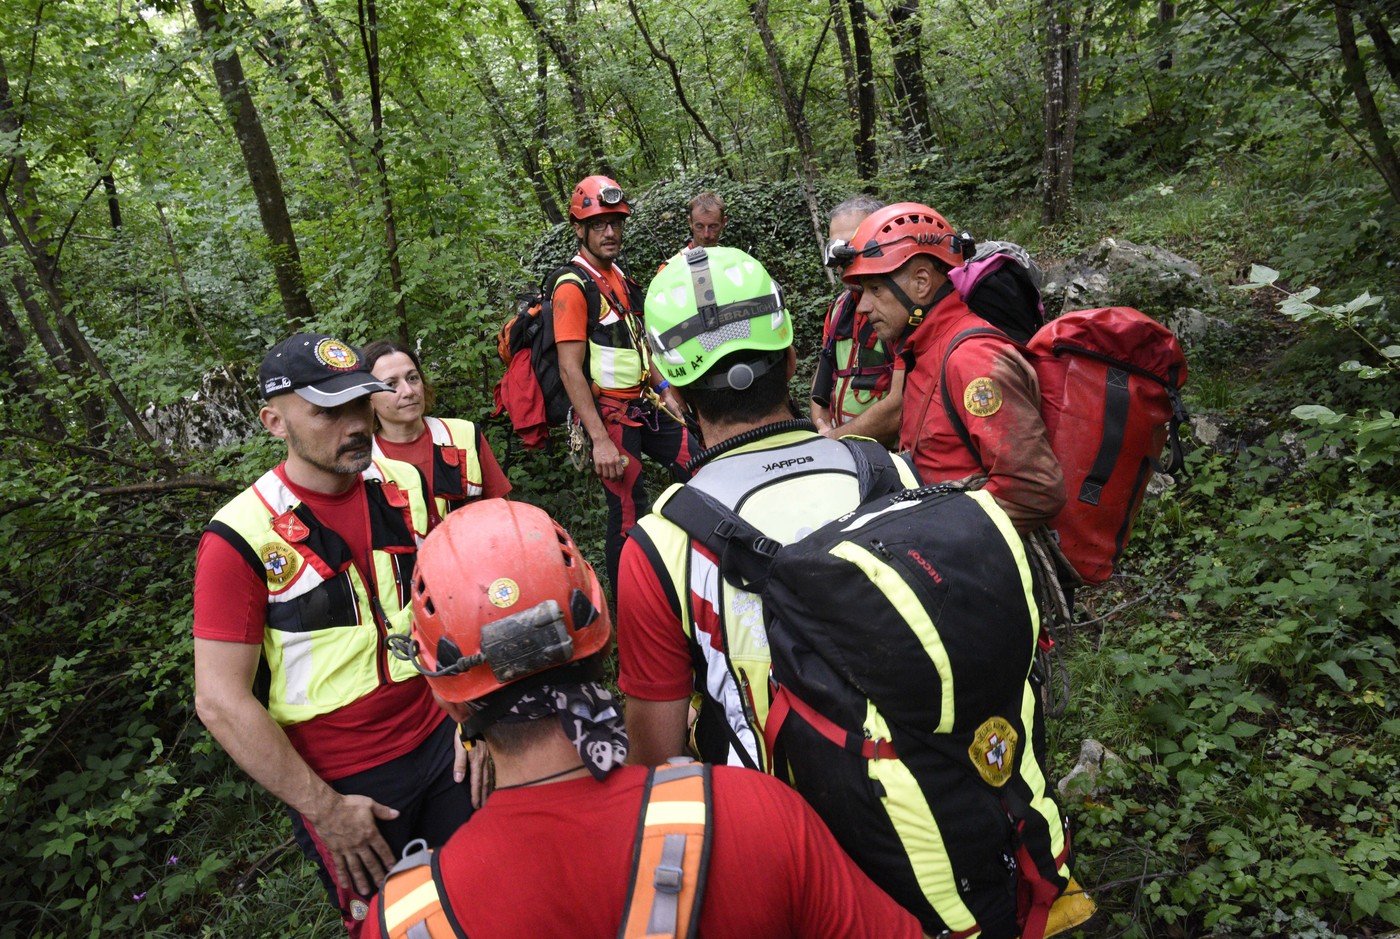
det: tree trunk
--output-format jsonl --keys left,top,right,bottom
{"left": 1360, "top": 7, "right": 1400, "bottom": 88}
{"left": 460, "top": 29, "right": 562, "bottom": 224}
{"left": 0, "top": 56, "right": 117, "bottom": 441}
{"left": 1157, "top": 2, "right": 1176, "bottom": 70}
{"left": 534, "top": 37, "right": 570, "bottom": 202}
{"left": 357, "top": 0, "right": 409, "bottom": 343}
{"left": 0, "top": 284, "right": 66, "bottom": 439}
{"left": 829, "top": 0, "right": 859, "bottom": 122}
{"left": 190, "top": 0, "right": 314, "bottom": 328}
{"left": 887, "top": 0, "right": 933, "bottom": 151}
{"left": 627, "top": 0, "right": 731, "bottom": 174}
{"left": 1041, "top": 0, "right": 1080, "bottom": 225}
{"left": 750, "top": 0, "right": 817, "bottom": 167}
{"left": 515, "top": 0, "right": 612, "bottom": 176}
{"left": 848, "top": 0, "right": 878, "bottom": 179}
{"left": 749, "top": 0, "right": 831, "bottom": 280}
{"left": 1335, "top": 1, "right": 1400, "bottom": 204}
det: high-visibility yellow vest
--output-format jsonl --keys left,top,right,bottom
{"left": 372, "top": 416, "right": 486, "bottom": 521}
{"left": 566, "top": 255, "right": 649, "bottom": 393}
{"left": 205, "top": 458, "right": 431, "bottom": 726}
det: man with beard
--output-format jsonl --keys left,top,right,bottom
{"left": 554, "top": 175, "right": 690, "bottom": 593}
{"left": 192, "top": 333, "right": 476, "bottom": 936}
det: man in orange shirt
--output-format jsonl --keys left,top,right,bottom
{"left": 555, "top": 174, "right": 690, "bottom": 592}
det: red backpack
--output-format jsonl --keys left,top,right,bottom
{"left": 941, "top": 307, "right": 1189, "bottom": 585}
{"left": 492, "top": 264, "right": 600, "bottom": 449}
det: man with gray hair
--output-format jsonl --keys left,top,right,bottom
{"left": 687, "top": 190, "right": 727, "bottom": 248}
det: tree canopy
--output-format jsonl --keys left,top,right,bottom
{"left": 2, "top": 0, "right": 1397, "bottom": 935}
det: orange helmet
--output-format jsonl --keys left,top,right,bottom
{"left": 569, "top": 174, "right": 631, "bottom": 221}
{"left": 839, "top": 202, "right": 973, "bottom": 287}
{"left": 393, "top": 499, "right": 610, "bottom": 704}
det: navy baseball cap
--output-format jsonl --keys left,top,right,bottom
{"left": 259, "top": 333, "right": 390, "bottom": 406}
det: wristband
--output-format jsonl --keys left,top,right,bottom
{"left": 656, "top": 380, "right": 670, "bottom": 391}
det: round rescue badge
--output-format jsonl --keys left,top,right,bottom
{"left": 349, "top": 899, "right": 369, "bottom": 921}
{"left": 260, "top": 543, "right": 300, "bottom": 588}
{"left": 487, "top": 577, "right": 520, "bottom": 608}
{"left": 314, "top": 338, "right": 359, "bottom": 371}
{"left": 963, "top": 377, "right": 1003, "bottom": 418}
{"left": 969, "top": 716, "right": 1019, "bottom": 787}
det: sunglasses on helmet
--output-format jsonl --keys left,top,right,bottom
{"left": 597, "top": 185, "right": 627, "bottom": 207}
{"left": 824, "top": 238, "right": 857, "bottom": 269}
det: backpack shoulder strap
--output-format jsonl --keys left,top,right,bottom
{"left": 377, "top": 842, "right": 469, "bottom": 939}
{"left": 824, "top": 291, "right": 858, "bottom": 354}
{"left": 551, "top": 261, "right": 606, "bottom": 325}
{"left": 657, "top": 486, "right": 781, "bottom": 591}
{"left": 617, "top": 760, "right": 713, "bottom": 939}
{"left": 937, "top": 326, "right": 1012, "bottom": 466}
{"left": 839, "top": 436, "right": 906, "bottom": 502}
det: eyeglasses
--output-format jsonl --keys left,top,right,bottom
{"left": 586, "top": 217, "right": 626, "bottom": 233}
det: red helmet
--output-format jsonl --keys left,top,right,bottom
{"left": 398, "top": 499, "right": 610, "bottom": 704}
{"left": 840, "top": 202, "right": 971, "bottom": 287}
{"left": 569, "top": 174, "right": 631, "bottom": 221}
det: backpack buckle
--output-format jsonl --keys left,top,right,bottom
{"left": 653, "top": 863, "right": 684, "bottom": 893}
{"left": 752, "top": 536, "right": 780, "bottom": 559}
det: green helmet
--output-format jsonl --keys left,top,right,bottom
{"left": 644, "top": 247, "right": 792, "bottom": 389}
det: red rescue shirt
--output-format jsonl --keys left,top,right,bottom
{"left": 899, "top": 292, "right": 1066, "bottom": 533}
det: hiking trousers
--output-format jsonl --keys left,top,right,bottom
{"left": 598, "top": 398, "right": 691, "bottom": 594}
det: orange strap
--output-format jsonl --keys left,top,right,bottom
{"left": 618, "top": 760, "right": 711, "bottom": 939}
{"left": 377, "top": 843, "right": 467, "bottom": 939}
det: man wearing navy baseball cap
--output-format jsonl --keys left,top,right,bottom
{"left": 192, "top": 333, "right": 478, "bottom": 936}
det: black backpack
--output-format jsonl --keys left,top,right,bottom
{"left": 495, "top": 264, "right": 617, "bottom": 449}
{"left": 658, "top": 473, "right": 1072, "bottom": 938}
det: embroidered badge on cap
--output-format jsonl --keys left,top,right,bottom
{"left": 964, "top": 377, "right": 1003, "bottom": 417}
{"left": 969, "top": 716, "right": 1018, "bottom": 787}
{"left": 315, "top": 338, "right": 359, "bottom": 371}
{"left": 260, "top": 544, "right": 300, "bottom": 588}
{"left": 488, "top": 578, "right": 520, "bottom": 608}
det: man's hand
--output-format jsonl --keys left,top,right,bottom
{"left": 303, "top": 792, "right": 400, "bottom": 895}
{"left": 469, "top": 745, "right": 492, "bottom": 807}
{"left": 659, "top": 387, "right": 686, "bottom": 423}
{"left": 453, "top": 730, "right": 493, "bottom": 807}
{"left": 592, "top": 435, "right": 627, "bottom": 481}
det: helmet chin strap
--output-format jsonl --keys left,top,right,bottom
{"left": 880, "top": 275, "right": 954, "bottom": 338}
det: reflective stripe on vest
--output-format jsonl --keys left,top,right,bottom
{"left": 210, "top": 458, "right": 430, "bottom": 726}
{"left": 572, "top": 254, "right": 648, "bottom": 392}
{"left": 830, "top": 333, "right": 892, "bottom": 424}
{"left": 635, "top": 430, "right": 918, "bottom": 769}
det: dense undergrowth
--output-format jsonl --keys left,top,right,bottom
{"left": 3, "top": 157, "right": 1398, "bottom": 937}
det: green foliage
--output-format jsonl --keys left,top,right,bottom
{"left": 2, "top": 0, "right": 1399, "bottom": 935}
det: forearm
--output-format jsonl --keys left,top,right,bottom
{"left": 196, "top": 678, "right": 338, "bottom": 819}
{"left": 558, "top": 357, "right": 609, "bottom": 444}
{"left": 832, "top": 393, "right": 900, "bottom": 445}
